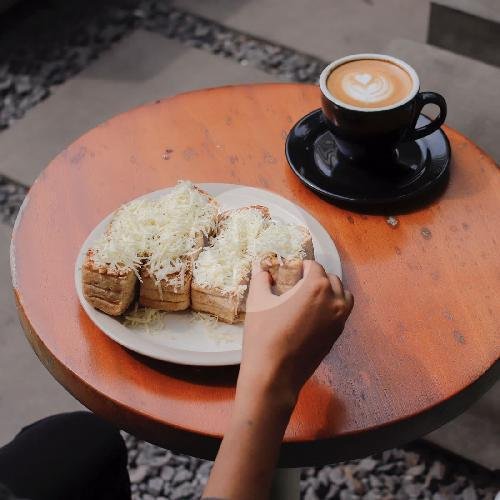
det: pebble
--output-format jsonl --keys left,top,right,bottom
{"left": 129, "top": 465, "right": 149, "bottom": 484}
{"left": 428, "top": 460, "right": 447, "bottom": 480}
{"left": 359, "top": 457, "right": 378, "bottom": 472}
{"left": 172, "top": 467, "right": 193, "bottom": 485}
{"left": 316, "top": 467, "right": 330, "bottom": 486}
{"left": 403, "top": 481, "right": 423, "bottom": 497}
{"left": 406, "top": 463, "right": 426, "bottom": 477}
{"left": 147, "top": 477, "right": 164, "bottom": 496}
{"left": 170, "top": 481, "right": 197, "bottom": 500}
{"left": 304, "top": 486, "right": 319, "bottom": 500}
{"left": 196, "top": 461, "right": 212, "bottom": 478}
{"left": 405, "top": 451, "right": 420, "bottom": 467}
{"left": 160, "top": 465, "right": 175, "bottom": 481}
{"left": 328, "top": 466, "right": 345, "bottom": 485}
{"left": 463, "top": 486, "right": 479, "bottom": 500}
{"left": 149, "top": 454, "right": 170, "bottom": 468}
{"left": 325, "top": 484, "right": 340, "bottom": 499}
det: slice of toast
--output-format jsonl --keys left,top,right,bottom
{"left": 82, "top": 181, "right": 217, "bottom": 316}
{"left": 138, "top": 185, "right": 219, "bottom": 311}
{"left": 82, "top": 194, "right": 154, "bottom": 315}
{"left": 191, "top": 206, "right": 271, "bottom": 323}
{"left": 139, "top": 268, "right": 191, "bottom": 311}
{"left": 82, "top": 251, "right": 137, "bottom": 316}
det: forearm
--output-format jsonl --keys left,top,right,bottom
{"left": 203, "top": 371, "right": 296, "bottom": 500}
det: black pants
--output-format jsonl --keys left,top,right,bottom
{"left": 0, "top": 412, "right": 131, "bottom": 500}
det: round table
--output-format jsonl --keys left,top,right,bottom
{"left": 11, "top": 83, "right": 499, "bottom": 468}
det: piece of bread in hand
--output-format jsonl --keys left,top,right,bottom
{"left": 259, "top": 254, "right": 302, "bottom": 295}
{"left": 191, "top": 206, "right": 271, "bottom": 323}
{"left": 138, "top": 183, "right": 219, "bottom": 311}
{"left": 82, "top": 250, "right": 137, "bottom": 316}
{"left": 256, "top": 222, "right": 314, "bottom": 295}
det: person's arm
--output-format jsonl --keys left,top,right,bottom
{"left": 204, "top": 261, "right": 354, "bottom": 500}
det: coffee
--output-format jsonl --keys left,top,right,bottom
{"left": 326, "top": 59, "right": 413, "bottom": 109}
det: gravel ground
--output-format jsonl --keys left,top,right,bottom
{"left": 0, "top": 0, "right": 323, "bottom": 132}
{"left": 0, "top": 174, "right": 27, "bottom": 226}
{"left": 123, "top": 432, "right": 498, "bottom": 499}
{"left": 1, "top": 1, "right": 498, "bottom": 498}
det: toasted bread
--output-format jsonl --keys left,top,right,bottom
{"left": 83, "top": 181, "right": 218, "bottom": 316}
{"left": 260, "top": 254, "right": 303, "bottom": 295}
{"left": 139, "top": 270, "right": 191, "bottom": 311}
{"left": 138, "top": 186, "right": 219, "bottom": 311}
{"left": 257, "top": 224, "right": 314, "bottom": 295}
{"left": 82, "top": 251, "right": 137, "bottom": 316}
{"left": 191, "top": 206, "right": 271, "bottom": 323}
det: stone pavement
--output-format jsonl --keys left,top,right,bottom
{"left": 0, "top": 224, "right": 83, "bottom": 446}
{"left": 0, "top": 30, "right": 278, "bottom": 186}
{"left": 0, "top": 0, "right": 498, "bottom": 478}
{"left": 172, "top": 0, "right": 430, "bottom": 62}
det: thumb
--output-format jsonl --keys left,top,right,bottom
{"left": 247, "top": 260, "right": 273, "bottom": 304}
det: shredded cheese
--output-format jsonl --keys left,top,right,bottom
{"left": 193, "top": 208, "right": 268, "bottom": 293}
{"left": 123, "top": 307, "right": 166, "bottom": 333}
{"left": 90, "top": 181, "right": 217, "bottom": 285}
{"left": 190, "top": 311, "right": 219, "bottom": 329}
{"left": 249, "top": 222, "right": 307, "bottom": 260}
{"left": 193, "top": 209, "right": 309, "bottom": 294}
{"left": 91, "top": 198, "right": 156, "bottom": 276}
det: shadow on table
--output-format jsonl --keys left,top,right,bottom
{"left": 128, "top": 350, "right": 240, "bottom": 388}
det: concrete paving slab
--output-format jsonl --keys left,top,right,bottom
{"left": 434, "top": 0, "right": 500, "bottom": 23}
{"left": 0, "top": 30, "right": 279, "bottom": 186}
{"left": 174, "top": 0, "right": 430, "bottom": 62}
{"left": 429, "top": 3, "right": 500, "bottom": 68}
{"left": 0, "top": 224, "right": 83, "bottom": 446}
{"left": 426, "top": 382, "right": 500, "bottom": 470}
{"left": 385, "top": 39, "right": 500, "bottom": 160}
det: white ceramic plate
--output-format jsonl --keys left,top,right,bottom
{"left": 75, "top": 183, "right": 342, "bottom": 366}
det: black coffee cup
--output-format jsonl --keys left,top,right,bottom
{"left": 319, "top": 54, "right": 447, "bottom": 162}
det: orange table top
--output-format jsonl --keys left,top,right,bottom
{"left": 11, "top": 83, "right": 499, "bottom": 466}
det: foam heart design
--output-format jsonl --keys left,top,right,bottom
{"left": 342, "top": 72, "right": 393, "bottom": 103}
{"left": 354, "top": 73, "right": 372, "bottom": 86}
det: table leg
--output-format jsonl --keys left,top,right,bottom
{"left": 270, "top": 468, "right": 301, "bottom": 500}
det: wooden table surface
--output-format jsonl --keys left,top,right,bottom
{"left": 11, "top": 83, "right": 499, "bottom": 467}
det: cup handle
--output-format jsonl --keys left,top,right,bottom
{"left": 407, "top": 91, "right": 447, "bottom": 141}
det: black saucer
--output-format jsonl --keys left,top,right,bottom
{"left": 286, "top": 109, "right": 451, "bottom": 212}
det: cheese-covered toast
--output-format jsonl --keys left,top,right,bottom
{"left": 191, "top": 207, "right": 315, "bottom": 323}
{"left": 138, "top": 184, "right": 218, "bottom": 311}
{"left": 191, "top": 206, "right": 271, "bottom": 323}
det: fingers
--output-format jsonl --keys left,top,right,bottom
{"left": 247, "top": 261, "right": 273, "bottom": 302}
{"left": 327, "top": 273, "right": 344, "bottom": 297}
{"left": 303, "top": 260, "right": 327, "bottom": 280}
{"left": 344, "top": 290, "right": 354, "bottom": 317}
{"left": 327, "top": 273, "right": 354, "bottom": 320}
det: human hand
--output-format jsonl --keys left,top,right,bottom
{"left": 239, "top": 260, "right": 354, "bottom": 407}
{"left": 205, "top": 261, "right": 352, "bottom": 499}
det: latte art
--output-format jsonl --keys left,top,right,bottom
{"left": 342, "top": 72, "right": 394, "bottom": 104}
{"left": 326, "top": 59, "right": 414, "bottom": 109}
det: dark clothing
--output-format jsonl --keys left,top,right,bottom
{"left": 0, "top": 412, "right": 130, "bottom": 500}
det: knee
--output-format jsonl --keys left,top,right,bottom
{"left": 40, "top": 411, "right": 128, "bottom": 461}
{"left": 67, "top": 412, "right": 127, "bottom": 455}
